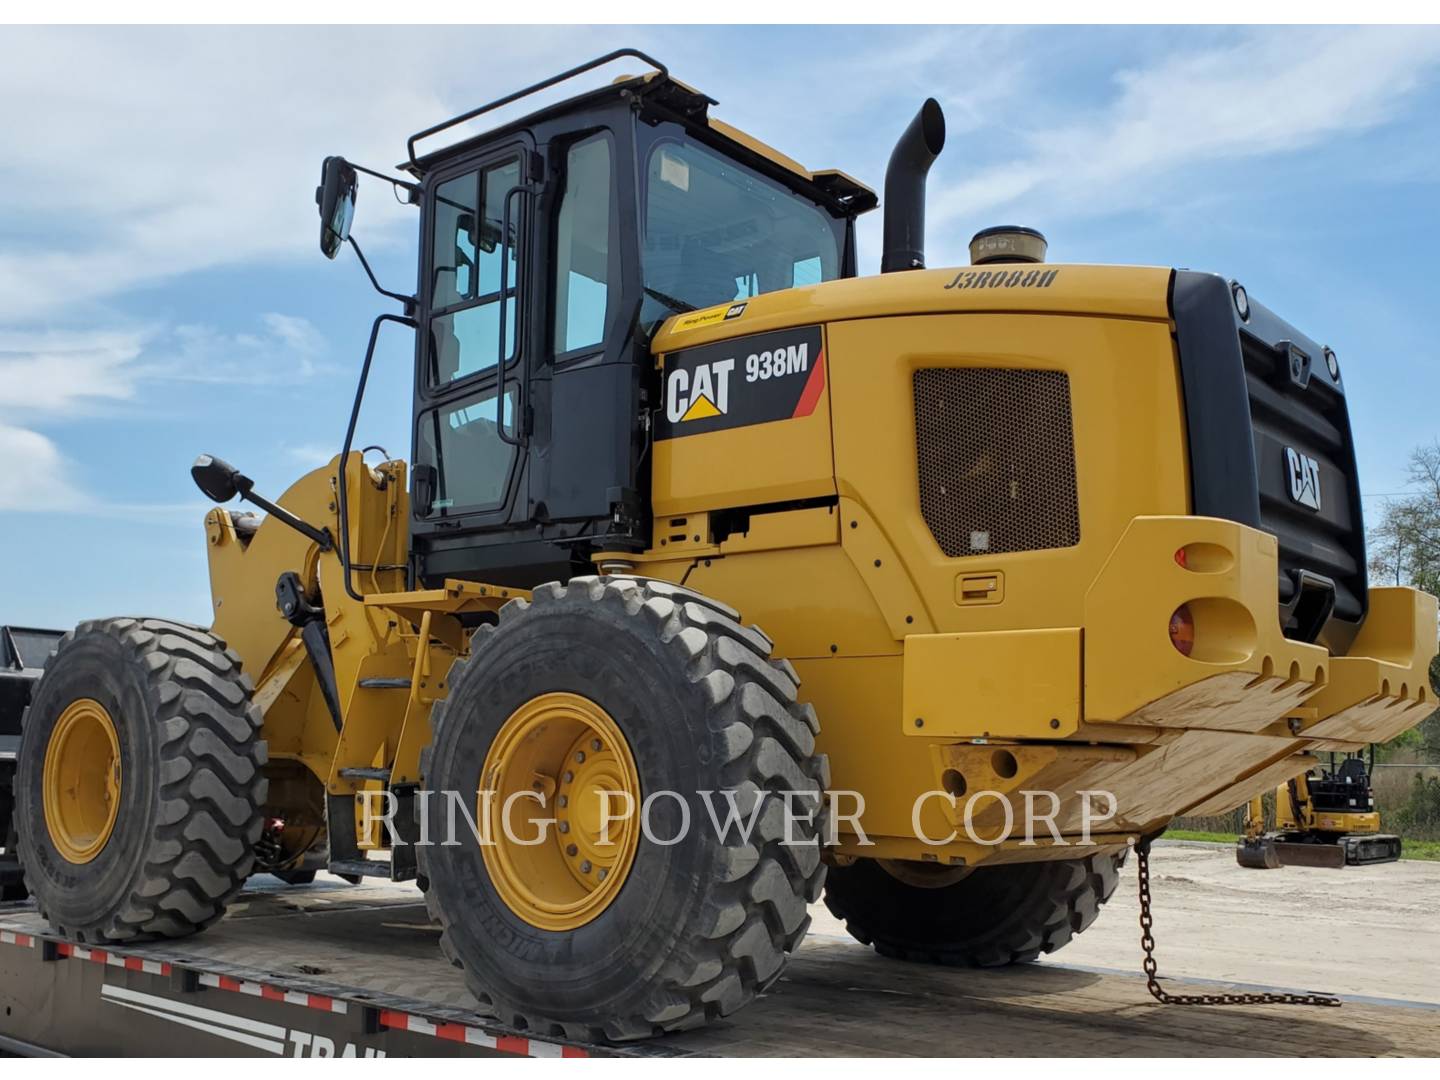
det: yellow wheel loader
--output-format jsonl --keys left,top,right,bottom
{"left": 11, "top": 49, "right": 1438, "bottom": 1039}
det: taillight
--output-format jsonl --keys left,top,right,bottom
{"left": 1169, "top": 604, "right": 1195, "bottom": 657}
{"left": 1174, "top": 547, "right": 1188, "bottom": 569}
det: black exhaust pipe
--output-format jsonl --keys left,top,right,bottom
{"left": 881, "top": 99, "right": 946, "bottom": 274}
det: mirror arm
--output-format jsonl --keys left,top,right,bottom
{"left": 237, "top": 489, "right": 334, "bottom": 551}
{"left": 346, "top": 160, "right": 421, "bottom": 205}
{"left": 347, "top": 236, "right": 416, "bottom": 315}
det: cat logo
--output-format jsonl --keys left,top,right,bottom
{"left": 1285, "top": 446, "right": 1322, "bottom": 512}
{"left": 666, "top": 357, "right": 734, "bottom": 423}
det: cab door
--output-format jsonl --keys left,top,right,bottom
{"left": 411, "top": 142, "right": 533, "bottom": 529}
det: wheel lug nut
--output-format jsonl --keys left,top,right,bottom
{"left": 566, "top": 844, "right": 578, "bottom": 856}
{"left": 590, "top": 739, "right": 602, "bottom": 751}
{"left": 563, "top": 771, "right": 574, "bottom": 783}
{"left": 597, "top": 867, "right": 607, "bottom": 881}
{"left": 558, "top": 795, "right": 568, "bottom": 808}
{"left": 574, "top": 750, "right": 586, "bottom": 764}
{"left": 559, "top": 821, "right": 570, "bottom": 834}
{"left": 580, "top": 860, "right": 592, "bottom": 874}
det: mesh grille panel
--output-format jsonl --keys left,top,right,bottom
{"left": 914, "top": 368, "right": 1080, "bottom": 557}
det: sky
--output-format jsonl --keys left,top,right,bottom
{"left": 1, "top": 24, "right": 1438, "bottom": 629}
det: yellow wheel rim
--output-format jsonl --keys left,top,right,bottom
{"left": 43, "top": 698, "right": 122, "bottom": 864}
{"left": 480, "top": 692, "right": 640, "bottom": 931}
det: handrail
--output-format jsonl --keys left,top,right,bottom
{"left": 495, "top": 183, "right": 540, "bottom": 448}
{"left": 338, "top": 312, "right": 418, "bottom": 602}
{"left": 406, "top": 48, "right": 669, "bottom": 171}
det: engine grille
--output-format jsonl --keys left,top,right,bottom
{"left": 913, "top": 368, "right": 1080, "bottom": 557}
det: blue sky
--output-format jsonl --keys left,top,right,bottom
{"left": 2, "top": 24, "right": 1438, "bottom": 628}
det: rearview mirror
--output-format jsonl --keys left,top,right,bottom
{"left": 191, "top": 454, "right": 251, "bottom": 503}
{"left": 315, "top": 156, "right": 358, "bottom": 259}
{"left": 412, "top": 464, "right": 437, "bottom": 518}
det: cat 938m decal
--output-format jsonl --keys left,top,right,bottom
{"left": 656, "top": 325, "right": 825, "bottom": 441}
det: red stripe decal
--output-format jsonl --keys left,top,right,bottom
{"left": 791, "top": 351, "right": 826, "bottom": 418}
{"left": 218, "top": 976, "right": 242, "bottom": 993}
{"left": 124, "top": 957, "right": 143, "bottom": 972}
{"left": 436, "top": 1023, "right": 468, "bottom": 1043}
{"left": 18, "top": 934, "right": 34, "bottom": 949}
{"left": 496, "top": 1035, "right": 529, "bottom": 1055}
{"left": 91, "top": 949, "right": 109, "bottom": 965}
{"left": 562, "top": 1047, "right": 590, "bottom": 1058}
{"left": 307, "top": 993, "right": 334, "bottom": 1012}
{"left": 261, "top": 985, "right": 285, "bottom": 1002}
{"left": 57, "top": 943, "right": 74, "bottom": 958}
{"left": 379, "top": 1009, "right": 407, "bottom": 1031}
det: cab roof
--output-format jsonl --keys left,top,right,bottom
{"left": 401, "top": 49, "right": 877, "bottom": 215}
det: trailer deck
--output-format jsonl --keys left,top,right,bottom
{"left": 2, "top": 868, "right": 1437, "bottom": 1058}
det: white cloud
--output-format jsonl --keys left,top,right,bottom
{"left": 930, "top": 27, "right": 1440, "bottom": 229}
{"left": 0, "top": 423, "right": 84, "bottom": 511}
{"left": 0, "top": 327, "right": 148, "bottom": 415}
{"left": 0, "top": 25, "right": 609, "bottom": 322}
{"left": 139, "top": 314, "right": 331, "bottom": 386}
{"left": 0, "top": 313, "right": 331, "bottom": 511}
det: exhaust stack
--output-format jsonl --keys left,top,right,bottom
{"left": 880, "top": 99, "right": 946, "bottom": 274}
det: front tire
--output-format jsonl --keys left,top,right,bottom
{"left": 15, "top": 618, "right": 267, "bottom": 942}
{"left": 419, "top": 576, "right": 828, "bottom": 1041}
{"left": 824, "top": 851, "right": 1124, "bottom": 966}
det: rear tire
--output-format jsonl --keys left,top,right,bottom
{"left": 15, "top": 618, "right": 267, "bottom": 942}
{"left": 824, "top": 851, "right": 1124, "bottom": 966}
{"left": 418, "top": 576, "right": 828, "bottom": 1041}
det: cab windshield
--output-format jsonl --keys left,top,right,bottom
{"left": 641, "top": 135, "right": 842, "bottom": 331}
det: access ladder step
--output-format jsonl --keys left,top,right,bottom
{"left": 327, "top": 859, "right": 392, "bottom": 879}
{"left": 338, "top": 767, "right": 392, "bottom": 782}
{"left": 357, "top": 677, "right": 412, "bottom": 689}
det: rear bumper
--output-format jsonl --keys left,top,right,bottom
{"left": 1083, "top": 516, "right": 1435, "bottom": 738}
{"left": 901, "top": 515, "right": 1437, "bottom": 842}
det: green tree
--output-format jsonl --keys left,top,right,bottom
{"left": 1369, "top": 441, "right": 1440, "bottom": 597}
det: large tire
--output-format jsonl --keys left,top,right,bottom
{"left": 15, "top": 618, "right": 267, "bottom": 942}
{"left": 418, "top": 576, "right": 828, "bottom": 1041}
{"left": 824, "top": 851, "right": 1124, "bottom": 966}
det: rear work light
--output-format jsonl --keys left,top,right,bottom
{"left": 1169, "top": 604, "right": 1195, "bottom": 657}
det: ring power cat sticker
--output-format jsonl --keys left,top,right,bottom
{"left": 657, "top": 326, "right": 825, "bottom": 440}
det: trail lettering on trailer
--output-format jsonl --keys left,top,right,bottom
{"left": 656, "top": 325, "right": 826, "bottom": 440}
{"left": 943, "top": 267, "right": 1059, "bottom": 290}
{"left": 99, "top": 983, "right": 386, "bottom": 1056}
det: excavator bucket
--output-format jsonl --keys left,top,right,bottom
{"left": 1235, "top": 837, "right": 1282, "bottom": 869}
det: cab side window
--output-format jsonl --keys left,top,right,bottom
{"left": 552, "top": 135, "right": 614, "bottom": 356}
{"left": 428, "top": 157, "right": 521, "bottom": 385}
{"left": 415, "top": 385, "right": 517, "bottom": 514}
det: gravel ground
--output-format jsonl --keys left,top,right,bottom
{"left": 808, "top": 840, "right": 1440, "bottom": 1005}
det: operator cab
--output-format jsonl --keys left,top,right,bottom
{"left": 356, "top": 51, "right": 874, "bottom": 590}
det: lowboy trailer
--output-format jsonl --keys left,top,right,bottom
{"left": 3, "top": 871, "right": 1438, "bottom": 1058}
